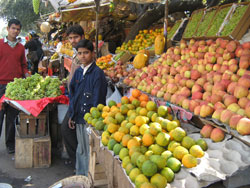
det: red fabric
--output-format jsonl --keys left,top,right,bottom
{"left": 48, "top": 67, "right": 53, "bottom": 76}
{"left": 0, "top": 95, "right": 69, "bottom": 117}
{"left": 0, "top": 39, "right": 28, "bottom": 84}
{"left": 64, "top": 57, "right": 72, "bottom": 72}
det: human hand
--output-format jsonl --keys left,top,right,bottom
{"left": 68, "top": 118, "right": 75, "bottom": 129}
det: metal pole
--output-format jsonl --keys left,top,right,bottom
{"left": 94, "top": 0, "right": 101, "bottom": 58}
{"left": 164, "top": 0, "right": 168, "bottom": 51}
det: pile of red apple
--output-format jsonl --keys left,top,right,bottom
{"left": 123, "top": 38, "right": 250, "bottom": 136}
{"left": 104, "top": 60, "right": 129, "bottom": 83}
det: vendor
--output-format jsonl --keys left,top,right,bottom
{"left": 68, "top": 39, "right": 107, "bottom": 175}
{"left": 0, "top": 19, "right": 29, "bottom": 154}
{"left": 24, "top": 31, "right": 44, "bottom": 74}
{"left": 61, "top": 24, "right": 85, "bottom": 169}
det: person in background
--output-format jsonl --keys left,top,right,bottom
{"left": 69, "top": 39, "right": 107, "bottom": 175}
{"left": 61, "top": 24, "right": 84, "bottom": 168}
{"left": 0, "top": 19, "right": 29, "bottom": 154}
{"left": 56, "top": 36, "right": 63, "bottom": 53}
{"left": 24, "top": 31, "right": 44, "bottom": 74}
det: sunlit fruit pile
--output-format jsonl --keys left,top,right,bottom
{"left": 60, "top": 41, "right": 74, "bottom": 57}
{"left": 96, "top": 54, "right": 114, "bottom": 70}
{"left": 85, "top": 89, "right": 208, "bottom": 187}
{"left": 5, "top": 73, "right": 62, "bottom": 100}
{"left": 123, "top": 38, "right": 250, "bottom": 136}
{"left": 116, "top": 28, "right": 164, "bottom": 55}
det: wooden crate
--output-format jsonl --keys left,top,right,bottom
{"left": 33, "top": 136, "right": 51, "bottom": 168}
{"left": 19, "top": 112, "right": 47, "bottom": 138}
{"left": 15, "top": 135, "right": 51, "bottom": 168}
{"left": 205, "top": 3, "right": 233, "bottom": 38}
{"left": 182, "top": 8, "right": 204, "bottom": 40}
{"left": 15, "top": 136, "right": 33, "bottom": 168}
{"left": 88, "top": 130, "right": 108, "bottom": 187}
{"left": 220, "top": 2, "right": 250, "bottom": 40}
{"left": 193, "top": 7, "right": 218, "bottom": 38}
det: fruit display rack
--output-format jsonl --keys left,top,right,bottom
{"left": 182, "top": 9, "right": 204, "bottom": 39}
{"left": 218, "top": 2, "right": 250, "bottom": 40}
{"left": 182, "top": 2, "right": 250, "bottom": 40}
{"left": 206, "top": 5, "right": 232, "bottom": 37}
{"left": 167, "top": 20, "right": 182, "bottom": 40}
{"left": 194, "top": 7, "right": 217, "bottom": 38}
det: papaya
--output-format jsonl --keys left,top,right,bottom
{"left": 133, "top": 53, "right": 148, "bottom": 69}
{"left": 155, "top": 35, "right": 165, "bottom": 55}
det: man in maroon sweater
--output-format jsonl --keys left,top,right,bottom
{"left": 0, "top": 19, "right": 29, "bottom": 154}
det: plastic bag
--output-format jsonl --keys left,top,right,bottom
{"left": 106, "top": 86, "right": 122, "bottom": 105}
{"left": 106, "top": 85, "right": 113, "bottom": 100}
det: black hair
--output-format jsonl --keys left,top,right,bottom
{"left": 76, "top": 39, "right": 94, "bottom": 52}
{"left": 8, "top": 19, "right": 22, "bottom": 29}
{"left": 66, "top": 24, "right": 84, "bottom": 37}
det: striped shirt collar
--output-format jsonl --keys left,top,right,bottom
{"left": 4, "top": 36, "right": 19, "bottom": 48}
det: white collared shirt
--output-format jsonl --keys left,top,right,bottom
{"left": 80, "top": 62, "right": 93, "bottom": 76}
{"left": 4, "top": 36, "right": 19, "bottom": 48}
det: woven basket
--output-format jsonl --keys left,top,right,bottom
{"left": 49, "top": 175, "right": 92, "bottom": 188}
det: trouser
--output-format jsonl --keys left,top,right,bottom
{"left": 0, "top": 84, "right": 6, "bottom": 137}
{"left": 0, "top": 84, "right": 19, "bottom": 148}
{"left": 76, "top": 124, "right": 90, "bottom": 176}
{"left": 61, "top": 109, "right": 77, "bottom": 166}
{"left": 31, "top": 60, "right": 39, "bottom": 74}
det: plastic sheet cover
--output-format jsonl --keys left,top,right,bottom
{"left": 0, "top": 95, "right": 69, "bottom": 117}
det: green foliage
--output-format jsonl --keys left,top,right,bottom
{"left": 0, "top": 0, "right": 54, "bottom": 32}
{"left": 183, "top": 10, "right": 203, "bottom": 38}
{"left": 195, "top": 9, "right": 216, "bottom": 37}
{"left": 5, "top": 74, "right": 62, "bottom": 100}
{"left": 33, "top": 0, "right": 40, "bottom": 15}
{"left": 220, "top": 5, "right": 248, "bottom": 36}
{"left": 206, "top": 6, "right": 231, "bottom": 36}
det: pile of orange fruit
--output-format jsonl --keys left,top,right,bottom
{"left": 96, "top": 54, "right": 114, "bottom": 69}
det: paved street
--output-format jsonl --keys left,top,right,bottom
{"left": 0, "top": 121, "right": 74, "bottom": 188}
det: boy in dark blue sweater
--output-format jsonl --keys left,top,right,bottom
{"left": 68, "top": 39, "right": 107, "bottom": 175}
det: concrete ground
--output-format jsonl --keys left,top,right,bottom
{"left": 0, "top": 122, "right": 75, "bottom": 188}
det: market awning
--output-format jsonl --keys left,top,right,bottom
{"left": 61, "top": 2, "right": 110, "bottom": 22}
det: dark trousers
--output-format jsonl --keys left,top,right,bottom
{"left": 61, "top": 109, "right": 77, "bottom": 166}
{"left": 0, "top": 84, "right": 19, "bottom": 148}
{"left": 0, "top": 84, "right": 6, "bottom": 138}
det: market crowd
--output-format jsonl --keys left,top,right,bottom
{"left": 0, "top": 19, "right": 108, "bottom": 176}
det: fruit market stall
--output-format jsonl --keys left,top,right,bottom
{"left": 81, "top": 1, "right": 250, "bottom": 186}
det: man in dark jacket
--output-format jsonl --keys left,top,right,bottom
{"left": 61, "top": 24, "right": 84, "bottom": 168}
{"left": 25, "top": 32, "right": 44, "bottom": 74}
{"left": 68, "top": 39, "right": 107, "bottom": 175}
